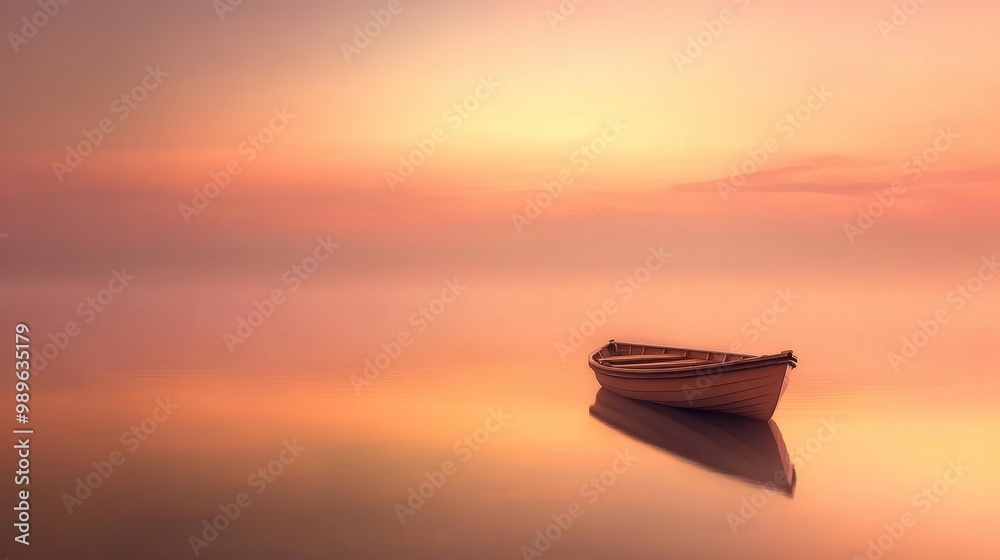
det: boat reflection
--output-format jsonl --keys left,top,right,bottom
{"left": 589, "top": 388, "right": 796, "bottom": 496}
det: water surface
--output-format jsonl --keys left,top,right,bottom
{"left": 3, "top": 277, "right": 999, "bottom": 559}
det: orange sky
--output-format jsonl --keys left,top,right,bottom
{"left": 1, "top": 0, "right": 998, "bottom": 281}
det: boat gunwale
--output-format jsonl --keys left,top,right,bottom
{"left": 589, "top": 342, "right": 797, "bottom": 379}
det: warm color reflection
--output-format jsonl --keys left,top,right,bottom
{"left": 590, "top": 388, "right": 795, "bottom": 496}
{"left": 3, "top": 304, "right": 999, "bottom": 560}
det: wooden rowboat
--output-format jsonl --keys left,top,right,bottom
{"left": 588, "top": 340, "right": 798, "bottom": 420}
{"left": 590, "top": 388, "right": 796, "bottom": 495}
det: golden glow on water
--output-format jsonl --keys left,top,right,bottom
{"left": 14, "top": 280, "right": 999, "bottom": 558}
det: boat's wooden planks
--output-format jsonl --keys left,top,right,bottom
{"left": 590, "top": 340, "right": 797, "bottom": 420}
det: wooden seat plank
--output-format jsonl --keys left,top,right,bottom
{"left": 601, "top": 354, "right": 689, "bottom": 364}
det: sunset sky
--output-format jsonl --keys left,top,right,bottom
{"left": 1, "top": 0, "right": 998, "bottom": 282}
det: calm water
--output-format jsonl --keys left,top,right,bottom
{"left": 4, "top": 274, "right": 999, "bottom": 559}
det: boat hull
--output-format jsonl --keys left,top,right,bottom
{"left": 588, "top": 341, "right": 797, "bottom": 420}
